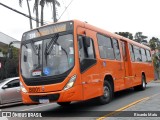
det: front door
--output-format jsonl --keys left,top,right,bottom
{"left": 77, "top": 27, "right": 102, "bottom": 100}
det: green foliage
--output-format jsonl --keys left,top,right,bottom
{"left": 0, "top": 46, "right": 19, "bottom": 79}
{"left": 152, "top": 53, "right": 160, "bottom": 71}
{"left": 149, "top": 37, "right": 160, "bottom": 50}
{"left": 134, "top": 32, "right": 148, "bottom": 43}
{"left": 115, "top": 32, "right": 133, "bottom": 40}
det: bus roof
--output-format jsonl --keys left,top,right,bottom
{"left": 23, "top": 19, "right": 150, "bottom": 50}
{"left": 73, "top": 20, "right": 150, "bottom": 50}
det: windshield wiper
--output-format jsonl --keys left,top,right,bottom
{"left": 44, "top": 33, "right": 59, "bottom": 65}
{"left": 44, "top": 33, "right": 69, "bottom": 66}
{"left": 45, "top": 33, "right": 59, "bottom": 55}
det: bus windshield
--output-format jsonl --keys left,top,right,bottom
{"left": 21, "top": 34, "right": 74, "bottom": 78}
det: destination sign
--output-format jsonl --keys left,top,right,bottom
{"left": 22, "top": 21, "right": 73, "bottom": 40}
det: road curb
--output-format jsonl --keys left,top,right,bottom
{"left": 152, "top": 80, "right": 160, "bottom": 83}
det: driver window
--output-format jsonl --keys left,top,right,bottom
{"left": 78, "top": 35, "right": 95, "bottom": 62}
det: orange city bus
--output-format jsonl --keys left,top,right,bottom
{"left": 19, "top": 20, "right": 154, "bottom": 106}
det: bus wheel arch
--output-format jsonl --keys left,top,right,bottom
{"left": 96, "top": 75, "right": 114, "bottom": 105}
{"left": 134, "top": 73, "right": 146, "bottom": 91}
{"left": 104, "top": 75, "right": 114, "bottom": 93}
{"left": 142, "top": 72, "right": 146, "bottom": 84}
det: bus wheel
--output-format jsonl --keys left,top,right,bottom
{"left": 134, "top": 75, "right": 146, "bottom": 91}
{"left": 57, "top": 102, "right": 71, "bottom": 106}
{"left": 96, "top": 80, "right": 113, "bottom": 105}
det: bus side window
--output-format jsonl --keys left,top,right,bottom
{"left": 113, "top": 39, "right": 121, "bottom": 60}
{"left": 97, "top": 34, "right": 115, "bottom": 59}
{"left": 121, "top": 41, "right": 127, "bottom": 61}
{"left": 78, "top": 36, "right": 95, "bottom": 61}
{"left": 129, "top": 44, "right": 135, "bottom": 62}
{"left": 134, "top": 46, "right": 142, "bottom": 62}
{"left": 141, "top": 48, "right": 147, "bottom": 62}
{"left": 78, "top": 35, "right": 96, "bottom": 72}
{"left": 146, "top": 50, "right": 152, "bottom": 62}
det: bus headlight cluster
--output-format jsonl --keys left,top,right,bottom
{"left": 63, "top": 75, "right": 77, "bottom": 90}
{"left": 20, "top": 82, "right": 27, "bottom": 93}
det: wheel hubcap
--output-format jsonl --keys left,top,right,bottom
{"left": 142, "top": 79, "right": 145, "bottom": 88}
{"left": 103, "top": 86, "right": 109, "bottom": 98}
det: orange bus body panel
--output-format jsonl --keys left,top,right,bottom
{"left": 20, "top": 20, "right": 154, "bottom": 104}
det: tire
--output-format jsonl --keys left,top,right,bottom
{"left": 134, "top": 75, "right": 146, "bottom": 91}
{"left": 96, "top": 80, "right": 113, "bottom": 105}
{"left": 57, "top": 102, "right": 71, "bottom": 106}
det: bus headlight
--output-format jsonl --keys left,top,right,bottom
{"left": 64, "top": 75, "right": 77, "bottom": 90}
{"left": 20, "top": 82, "right": 27, "bottom": 93}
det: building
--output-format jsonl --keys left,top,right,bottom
{"left": 0, "top": 32, "right": 20, "bottom": 57}
{"left": 0, "top": 32, "right": 20, "bottom": 79}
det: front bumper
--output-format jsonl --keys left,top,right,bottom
{"left": 21, "top": 85, "right": 83, "bottom": 104}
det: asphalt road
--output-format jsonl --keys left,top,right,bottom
{"left": 1, "top": 81, "right": 160, "bottom": 120}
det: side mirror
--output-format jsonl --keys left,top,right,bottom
{"left": 24, "top": 51, "right": 28, "bottom": 62}
{"left": 83, "top": 36, "right": 90, "bottom": 48}
{"left": 7, "top": 48, "right": 13, "bottom": 59}
{"left": 78, "top": 37, "right": 83, "bottom": 49}
{"left": 2, "top": 85, "right": 8, "bottom": 89}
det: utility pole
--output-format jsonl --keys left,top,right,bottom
{"left": 53, "top": 0, "right": 57, "bottom": 23}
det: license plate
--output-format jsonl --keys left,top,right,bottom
{"left": 39, "top": 99, "right": 49, "bottom": 103}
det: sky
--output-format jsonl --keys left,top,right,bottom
{"left": 0, "top": 0, "right": 160, "bottom": 41}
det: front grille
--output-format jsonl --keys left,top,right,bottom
{"left": 29, "top": 93, "right": 60, "bottom": 102}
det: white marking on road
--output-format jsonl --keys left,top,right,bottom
{"left": 21, "top": 103, "right": 55, "bottom": 111}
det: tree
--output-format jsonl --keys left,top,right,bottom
{"left": 33, "top": 0, "right": 40, "bottom": 27}
{"left": 19, "top": 0, "right": 33, "bottom": 29}
{"left": 115, "top": 32, "right": 133, "bottom": 40}
{"left": 39, "top": 0, "right": 60, "bottom": 26}
{"left": 149, "top": 37, "right": 160, "bottom": 50}
{"left": 40, "top": 0, "right": 45, "bottom": 26}
{"left": 0, "top": 45, "right": 19, "bottom": 79}
{"left": 134, "top": 32, "right": 147, "bottom": 43}
{"left": 46, "top": 0, "right": 60, "bottom": 22}
{"left": 149, "top": 37, "right": 160, "bottom": 80}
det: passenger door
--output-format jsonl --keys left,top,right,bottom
{"left": 121, "top": 41, "right": 133, "bottom": 88}
{"left": 1, "top": 79, "right": 21, "bottom": 104}
{"left": 77, "top": 27, "right": 102, "bottom": 100}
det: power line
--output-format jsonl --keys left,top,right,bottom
{"left": 0, "top": 2, "right": 49, "bottom": 25}
{"left": 0, "top": 2, "right": 37, "bottom": 22}
{"left": 57, "top": 0, "right": 74, "bottom": 21}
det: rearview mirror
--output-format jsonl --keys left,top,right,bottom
{"left": 7, "top": 48, "right": 13, "bottom": 59}
{"left": 78, "top": 36, "right": 83, "bottom": 49}
{"left": 83, "top": 36, "right": 90, "bottom": 48}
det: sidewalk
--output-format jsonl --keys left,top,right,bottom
{"left": 152, "top": 79, "right": 160, "bottom": 83}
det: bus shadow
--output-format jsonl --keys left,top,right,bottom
{"left": 40, "top": 86, "right": 153, "bottom": 117}
{"left": 113, "top": 86, "right": 152, "bottom": 100}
